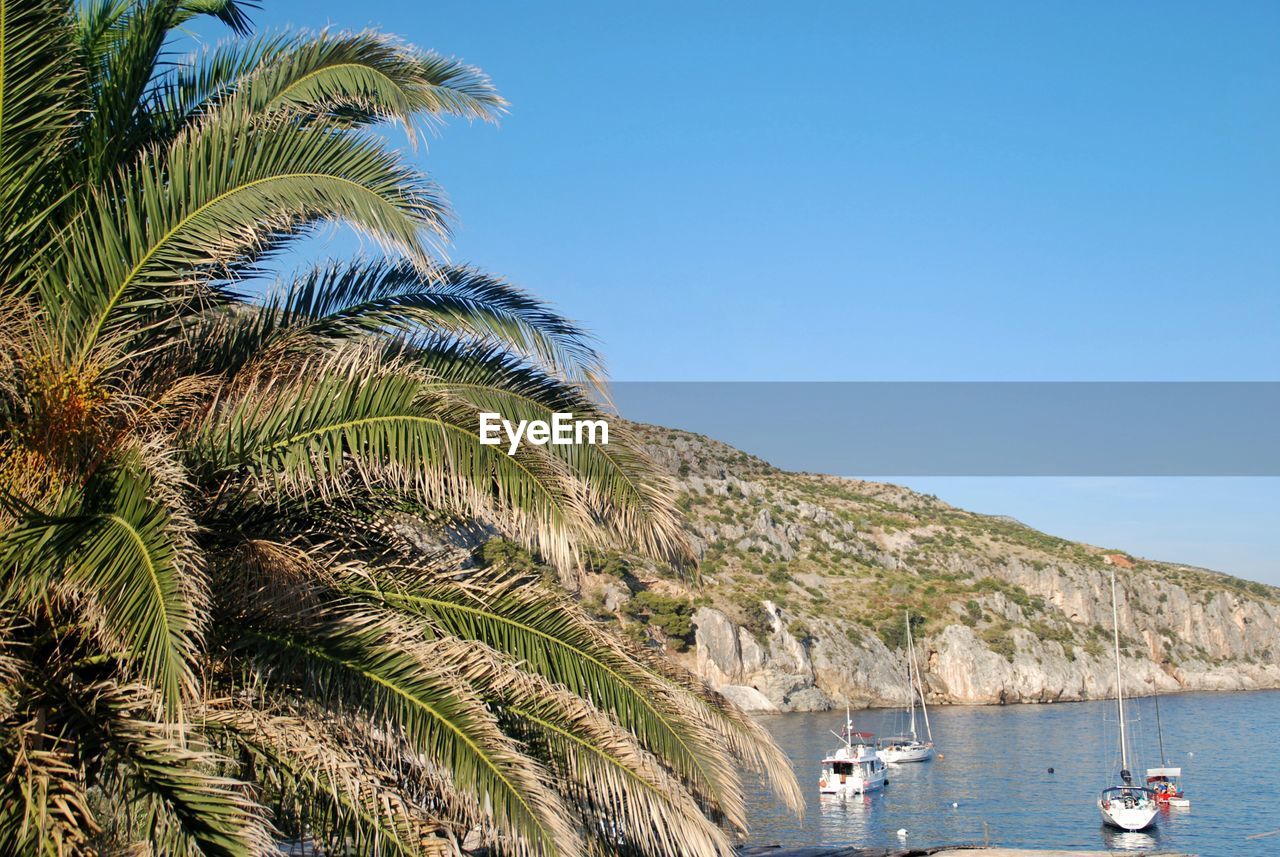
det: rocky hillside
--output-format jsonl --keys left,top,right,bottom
{"left": 577, "top": 424, "right": 1280, "bottom": 712}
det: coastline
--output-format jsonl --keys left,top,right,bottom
{"left": 739, "top": 847, "right": 1185, "bottom": 856}
{"left": 744, "top": 685, "right": 1280, "bottom": 716}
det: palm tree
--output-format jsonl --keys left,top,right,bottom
{"left": 0, "top": 1, "right": 801, "bottom": 854}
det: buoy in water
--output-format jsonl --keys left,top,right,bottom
{"left": 951, "top": 802, "right": 959, "bottom": 808}
{"left": 1047, "top": 767, "right": 1055, "bottom": 774}
{"left": 897, "top": 829, "right": 908, "bottom": 838}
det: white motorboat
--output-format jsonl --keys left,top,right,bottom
{"left": 878, "top": 610, "right": 935, "bottom": 764}
{"left": 1097, "top": 569, "right": 1158, "bottom": 832}
{"left": 819, "top": 708, "right": 887, "bottom": 797}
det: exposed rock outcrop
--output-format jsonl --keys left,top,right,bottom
{"left": 623, "top": 424, "right": 1280, "bottom": 711}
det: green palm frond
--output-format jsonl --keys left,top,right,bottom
{"left": 450, "top": 643, "right": 735, "bottom": 857}
{"left": 0, "top": 462, "right": 204, "bottom": 718}
{"left": 76, "top": 0, "right": 179, "bottom": 180}
{"left": 238, "top": 606, "right": 580, "bottom": 857}
{"left": 349, "top": 571, "right": 747, "bottom": 831}
{"left": 63, "top": 681, "right": 273, "bottom": 856}
{"left": 203, "top": 703, "right": 477, "bottom": 856}
{"left": 636, "top": 646, "right": 805, "bottom": 816}
{"left": 188, "top": 347, "right": 591, "bottom": 568}
{"left": 144, "top": 31, "right": 291, "bottom": 140}
{"left": 75, "top": 0, "right": 257, "bottom": 177}
{"left": 238, "top": 29, "right": 504, "bottom": 135}
{"left": 170, "top": 0, "right": 254, "bottom": 35}
{"left": 46, "top": 108, "right": 450, "bottom": 367}
{"left": 163, "top": 258, "right": 606, "bottom": 389}
{"left": 0, "top": 0, "right": 82, "bottom": 285}
{"left": 149, "top": 29, "right": 502, "bottom": 146}
{"left": 413, "top": 339, "right": 692, "bottom": 566}
{"left": 264, "top": 259, "right": 604, "bottom": 387}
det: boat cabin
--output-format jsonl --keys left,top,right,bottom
{"left": 1145, "top": 767, "right": 1184, "bottom": 801}
{"left": 1099, "top": 785, "right": 1156, "bottom": 810}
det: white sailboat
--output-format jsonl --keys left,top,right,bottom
{"left": 1098, "top": 568, "right": 1158, "bottom": 832}
{"left": 878, "top": 610, "right": 935, "bottom": 764}
{"left": 819, "top": 706, "right": 887, "bottom": 797}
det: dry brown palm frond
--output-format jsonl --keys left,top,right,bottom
{"left": 201, "top": 701, "right": 469, "bottom": 855}
{"left": 0, "top": 715, "right": 97, "bottom": 854}
{"left": 427, "top": 639, "right": 738, "bottom": 857}
{"left": 348, "top": 565, "right": 753, "bottom": 834}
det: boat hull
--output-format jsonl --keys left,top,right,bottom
{"left": 1098, "top": 800, "right": 1158, "bottom": 831}
{"left": 878, "top": 744, "right": 933, "bottom": 764}
{"left": 818, "top": 772, "right": 885, "bottom": 796}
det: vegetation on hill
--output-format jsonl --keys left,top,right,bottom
{"left": 583, "top": 424, "right": 1279, "bottom": 681}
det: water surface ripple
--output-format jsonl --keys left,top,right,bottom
{"left": 745, "top": 690, "right": 1280, "bottom": 856}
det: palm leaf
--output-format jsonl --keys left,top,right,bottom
{"left": 188, "top": 348, "right": 592, "bottom": 568}
{"left": 262, "top": 259, "right": 604, "bottom": 388}
{"left": 239, "top": 29, "right": 503, "bottom": 135}
{"left": 439, "top": 641, "right": 735, "bottom": 857}
{"left": 149, "top": 29, "right": 502, "bottom": 146}
{"left": 636, "top": 645, "right": 805, "bottom": 817}
{"left": 349, "top": 572, "right": 747, "bottom": 831}
{"left": 75, "top": 0, "right": 179, "bottom": 180}
{"left": 45, "top": 103, "right": 450, "bottom": 367}
{"left": 412, "top": 339, "right": 692, "bottom": 566}
{"left": 0, "top": 709, "right": 96, "bottom": 856}
{"left": 0, "top": 463, "right": 204, "bottom": 718}
{"left": 60, "top": 680, "right": 273, "bottom": 856}
{"left": 237, "top": 605, "right": 580, "bottom": 857}
{"left": 0, "top": 0, "right": 82, "bottom": 286}
{"left": 203, "top": 703, "right": 479, "bottom": 856}
{"left": 75, "top": 0, "right": 257, "bottom": 177}
{"left": 170, "top": 0, "right": 254, "bottom": 35}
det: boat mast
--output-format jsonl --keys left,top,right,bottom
{"left": 905, "top": 610, "right": 917, "bottom": 740}
{"left": 907, "top": 610, "right": 933, "bottom": 742}
{"left": 1110, "top": 569, "right": 1129, "bottom": 776}
{"left": 1153, "top": 682, "right": 1167, "bottom": 766}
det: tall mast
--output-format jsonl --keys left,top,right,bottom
{"left": 906, "top": 610, "right": 932, "bottom": 742}
{"left": 916, "top": 628, "right": 933, "bottom": 742}
{"left": 1153, "top": 682, "right": 1167, "bottom": 766}
{"left": 1110, "top": 569, "right": 1129, "bottom": 774}
{"left": 905, "top": 611, "right": 917, "bottom": 739}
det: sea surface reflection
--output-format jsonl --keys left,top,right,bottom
{"left": 743, "top": 690, "right": 1280, "bottom": 856}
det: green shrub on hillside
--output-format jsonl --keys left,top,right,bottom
{"left": 480, "top": 538, "right": 557, "bottom": 583}
{"left": 626, "top": 591, "right": 695, "bottom": 650}
{"left": 981, "top": 625, "right": 1017, "bottom": 662}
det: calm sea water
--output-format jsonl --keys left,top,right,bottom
{"left": 745, "top": 690, "right": 1280, "bottom": 857}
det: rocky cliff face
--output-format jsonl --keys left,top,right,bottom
{"left": 589, "top": 424, "right": 1280, "bottom": 712}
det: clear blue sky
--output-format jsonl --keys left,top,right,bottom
{"left": 192, "top": 2, "right": 1278, "bottom": 583}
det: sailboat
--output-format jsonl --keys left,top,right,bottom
{"left": 1098, "top": 568, "right": 1159, "bottom": 832}
{"left": 1145, "top": 682, "right": 1190, "bottom": 807}
{"left": 819, "top": 706, "right": 887, "bottom": 796}
{"left": 878, "top": 610, "right": 935, "bottom": 764}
